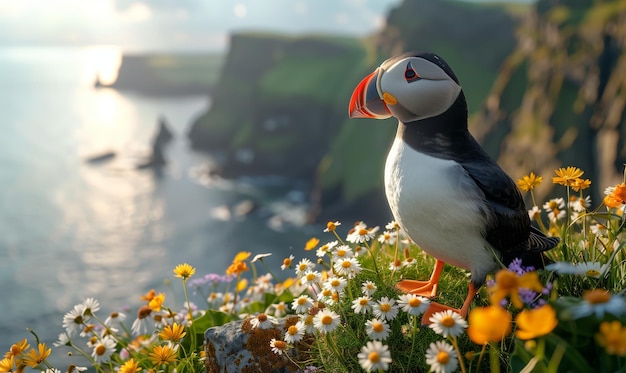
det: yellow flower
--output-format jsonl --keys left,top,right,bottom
{"left": 571, "top": 178, "right": 591, "bottom": 192}
{"left": 515, "top": 304, "right": 558, "bottom": 340}
{"left": 552, "top": 166, "right": 584, "bottom": 187}
{"left": 304, "top": 237, "right": 320, "bottom": 251}
{"left": 488, "top": 270, "right": 544, "bottom": 309}
{"left": 22, "top": 343, "right": 51, "bottom": 368}
{"left": 149, "top": 345, "right": 178, "bottom": 366}
{"left": 173, "top": 263, "right": 196, "bottom": 280}
{"left": 595, "top": 320, "right": 626, "bottom": 356}
{"left": 226, "top": 260, "right": 249, "bottom": 276}
{"left": 236, "top": 278, "right": 248, "bottom": 292}
{"left": 159, "top": 322, "right": 187, "bottom": 343}
{"left": 467, "top": 305, "right": 512, "bottom": 344}
{"left": 604, "top": 183, "right": 626, "bottom": 208}
{"left": 0, "top": 356, "right": 14, "bottom": 372}
{"left": 7, "top": 339, "right": 30, "bottom": 358}
{"left": 324, "top": 221, "right": 341, "bottom": 232}
{"left": 517, "top": 172, "right": 543, "bottom": 192}
{"left": 233, "top": 251, "right": 251, "bottom": 263}
{"left": 119, "top": 358, "right": 142, "bottom": 373}
{"left": 148, "top": 293, "right": 166, "bottom": 312}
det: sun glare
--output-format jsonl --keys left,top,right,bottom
{"left": 84, "top": 45, "right": 122, "bottom": 86}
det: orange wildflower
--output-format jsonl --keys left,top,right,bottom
{"left": 517, "top": 172, "right": 543, "bottom": 192}
{"left": 515, "top": 304, "right": 558, "bottom": 340}
{"left": 488, "top": 269, "right": 544, "bottom": 309}
{"left": 552, "top": 166, "right": 584, "bottom": 187}
{"left": 467, "top": 305, "right": 512, "bottom": 344}
{"left": 604, "top": 183, "right": 626, "bottom": 208}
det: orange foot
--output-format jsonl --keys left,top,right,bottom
{"left": 421, "top": 301, "right": 462, "bottom": 325}
{"left": 397, "top": 279, "right": 438, "bottom": 298}
{"left": 420, "top": 283, "right": 478, "bottom": 325}
{"left": 396, "top": 259, "right": 444, "bottom": 298}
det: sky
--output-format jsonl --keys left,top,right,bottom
{"left": 0, "top": 0, "right": 536, "bottom": 52}
{"left": 0, "top": 0, "right": 404, "bottom": 52}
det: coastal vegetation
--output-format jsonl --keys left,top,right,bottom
{"left": 3, "top": 166, "right": 625, "bottom": 372}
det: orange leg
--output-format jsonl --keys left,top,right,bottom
{"left": 420, "top": 283, "right": 479, "bottom": 325}
{"left": 397, "top": 259, "right": 444, "bottom": 298}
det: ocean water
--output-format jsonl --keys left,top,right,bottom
{"left": 0, "top": 46, "right": 313, "bottom": 354}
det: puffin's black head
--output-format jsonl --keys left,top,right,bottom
{"left": 348, "top": 52, "right": 462, "bottom": 123}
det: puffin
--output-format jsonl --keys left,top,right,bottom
{"left": 348, "top": 51, "right": 558, "bottom": 318}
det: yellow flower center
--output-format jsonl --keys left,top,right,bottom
{"left": 586, "top": 269, "right": 600, "bottom": 277}
{"left": 341, "top": 261, "right": 352, "bottom": 268}
{"left": 297, "top": 298, "right": 307, "bottom": 305}
{"left": 336, "top": 249, "right": 346, "bottom": 257}
{"left": 298, "top": 264, "right": 307, "bottom": 271}
{"left": 441, "top": 316, "right": 456, "bottom": 328}
{"left": 408, "top": 298, "right": 422, "bottom": 307}
{"left": 321, "top": 315, "right": 333, "bottom": 325}
{"left": 368, "top": 351, "right": 381, "bottom": 363}
{"left": 322, "top": 289, "right": 332, "bottom": 296}
{"left": 584, "top": 289, "right": 611, "bottom": 304}
{"left": 326, "top": 222, "right": 337, "bottom": 231}
{"left": 373, "top": 323, "right": 384, "bottom": 332}
{"left": 283, "top": 258, "right": 292, "bottom": 266}
{"left": 306, "top": 273, "right": 316, "bottom": 281}
{"left": 436, "top": 351, "right": 450, "bottom": 364}
{"left": 380, "top": 304, "right": 391, "bottom": 313}
{"left": 288, "top": 326, "right": 298, "bottom": 335}
{"left": 331, "top": 279, "right": 340, "bottom": 287}
{"left": 273, "top": 340, "right": 286, "bottom": 349}
{"left": 95, "top": 344, "right": 106, "bottom": 356}
{"left": 257, "top": 313, "right": 268, "bottom": 322}
{"left": 358, "top": 228, "right": 368, "bottom": 236}
{"left": 359, "top": 298, "right": 369, "bottom": 306}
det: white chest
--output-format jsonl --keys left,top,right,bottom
{"left": 383, "top": 137, "right": 496, "bottom": 274}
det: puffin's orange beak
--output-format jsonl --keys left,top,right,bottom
{"left": 348, "top": 69, "right": 392, "bottom": 119}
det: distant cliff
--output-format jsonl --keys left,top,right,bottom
{"left": 100, "top": 53, "right": 224, "bottom": 96}
{"left": 186, "top": 0, "right": 523, "bottom": 221}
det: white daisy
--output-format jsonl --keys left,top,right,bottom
{"left": 81, "top": 298, "right": 100, "bottom": 318}
{"left": 546, "top": 261, "right": 608, "bottom": 278}
{"left": 291, "top": 295, "right": 314, "bottom": 314}
{"left": 104, "top": 311, "right": 127, "bottom": 329}
{"left": 362, "top": 281, "right": 377, "bottom": 296}
{"left": 300, "top": 270, "right": 322, "bottom": 287}
{"left": 353, "top": 245, "right": 367, "bottom": 256}
{"left": 316, "top": 240, "right": 338, "bottom": 258}
{"left": 352, "top": 296, "right": 374, "bottom": 315}
{"left": 331, "top": 245, "right": 354, "bottom": 261}
{"left": 388, "top": 258, "right": 404, "bottom": 271}
{"left": 397, "top": 294, "right": 430, "bottom": 316}
{"left": 428, "top": 310, "right": 467, "bottom": 338}
{"left": 570, "top": 195, "right": 591, "bottom": 212}
{"left": 323, "top": 221, "right": 341, "bottom": 232}
{"left": 53, "top": 332, "right": 71, "bottom": 347}
{"left": 385, "top": 221, "right": 401, "bottom": 231}
{"left": 91, "top": 335, "right": 116, "bottom": 364}
{"left": 528, "top": 206, "right": 541, "bottom": 220}
{"left": 333, "top": 257, "right": 362, "bottom": 278}
{"left": 425, "top": 340, "right": 458, "bottom": 373}
{"left": 590, "top": 223, "right": 608, "bottom": 237}
{"left": 284, "top": 321, "right": 306, "bottom": 344}
{"left": 378, "top": 230, "right": 398, "bottom": 245}
{"left": 317, "top": 288, "right": 338, "bottom": 306}
{"left": 358, "top": 340, "right": 392, "bottom": 372}
{"left": 365, "top": 318, "right": 390, "bottom": 341}
{"left": 67, "top": 366, "right": 87, "bottom": 373}
{"left": 569, "top": 289, "right": 626, "bottom": 319}
{"left": 313, "top": 309, "right": 341, "bottom": 333}
{"left": 373, "top": 297, "right": 399, "bottom": 321}
{"left": 347, "top": 225, "right": 379, "bottom": 243}
{"left": 266, "top": 301, "right": 287, "bottom": 318}
{"left": 269, "top": 338, "right": 287, "bottom": 356}
{"left": 323, "top": 276, "right": 348, "bottom": 294}
{"left": 249, "top": 313, "right": 278, "bottom": 330}
{"left": 300, "top": 314, "right": 316, "bottom": 334}
{"left": 62, "top": 304, "right": 87, "bottom": 336}
{"left": 281, "top": 255, "right": 295, "bottom": 270}
{"left": 543, "top": 198, "right": 566, "bottom": 222}
{"left": 294, "top": 258, "right": 315, "bottom": 277}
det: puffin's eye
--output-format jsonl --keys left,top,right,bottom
{"left": 404, "top": 62, "right": 420, "bottom": 83}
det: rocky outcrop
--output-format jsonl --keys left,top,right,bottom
{"left": 205, "top": 315, "right": 307, "bottom": 373}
